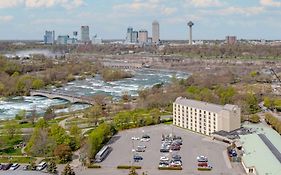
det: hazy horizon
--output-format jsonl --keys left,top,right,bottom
{"left": 0, "top": 0, "right": 281, "bottom": 40}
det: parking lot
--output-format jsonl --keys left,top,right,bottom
{"left": 81, "top": 124, "right": 245, "bottom": 175}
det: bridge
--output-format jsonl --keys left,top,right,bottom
{"left": 30, "top": 90, "right": 96, "bottom": 105}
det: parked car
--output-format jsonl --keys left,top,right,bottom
{"left": 133, "top": 155, "right": 143, "bottom": 161}
{"left": 136, "top": 147, "right": 145, "bottom": 152}
{"left": 160, "top": 156, "right": 169, "bottom": 161}
{"left": 170, "top": 145, "right": 181, "bottom": 151}
{"left": 137, "top": 145, "right": 146, "bottom": 149}
{"left": 36, "top": 162, "right": 47, "bottom": 171}
{"left": 0, "top": 164, "right": 3, "bottom": 170}
{"left": 142, "top": 134, "right": 150, "bottom": 139}
{"left": 170, "top": 161, "right": 182, "bottom": 167}
{"left": 159, "top": 162, "right": 169, "bottom": 168}
{"left": 9, "top": 163, "right": 20, "bottom": 170}
{"left": 160, "top": 147, "right": 169, "bottom": 153}
{"left": 2, "top": 163, "right": 12, "bottom": 170}
{"left": 140, "top": 138, "right": 150, "bottom": 142}
{"left": 131, "top": 136, "right": 140, "bottom": 140}
{"left": 198, "top": 162, "right": 208, "bottom": 167}
{"left": 229, "top": 149, "right": 237, "bottom": 157}
{"left": 197, "top": 156, "right": 208, "bottom": 162}
{"left": 172, "top": 154, "right": 181, "bottom": 161}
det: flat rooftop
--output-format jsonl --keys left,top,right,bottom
{"left": 240, "top": 123, "right": 281, "bottom": 175}
{"left": 174, "top": 97, "right": 237, "bottom": 113}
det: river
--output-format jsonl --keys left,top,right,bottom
{"left": 0, "top": 69, "right": 188, "bottom": 119}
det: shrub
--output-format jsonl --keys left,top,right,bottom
{"left": 117, "top": 165, "right": 141, "bottom": 169}
{"left": 87, "top": 164, "right": 101, "bottom": 168}
{"left": 158, "top": 167, "right": 182, "bottom": 170}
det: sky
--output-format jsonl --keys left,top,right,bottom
{"left": 0, "top": 0, "right": 281, "bottom": 40}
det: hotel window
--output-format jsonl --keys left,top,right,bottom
{"left": 204, "top": 111, "right": 206, "bottom": 114}
{"left": 209, "top": 112, "right": 211, "bottom": 115}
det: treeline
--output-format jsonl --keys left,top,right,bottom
{"left": 263, "top": 96, "right": 281, "bottom": 111}
{"left": 87, "top": 108, "right": 161, "bottom": 161}
{"left": 162, "top": 44, "right": 281, "bottom": 59}
{"left": 0, "top": 57, "right": 99, "bottom": 96}
{"left": 100, "top": 68, "right": 133, "bottom": 82}
{"left": 265, "top": 113, "right": 281, "bottom": 134}
{"left": 137, "top": 73, "right": 260, "bottom": 115}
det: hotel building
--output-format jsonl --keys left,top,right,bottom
{"left": 173, "top": 97, "right": 241, "bottom": 135}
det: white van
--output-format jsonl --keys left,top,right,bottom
{"left": 36, "top": 162, "right": 47, "bottom": 171}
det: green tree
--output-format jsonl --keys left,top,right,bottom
{"left": 249, "top": 114, "right": 260, "bottom": 123}
{"left": 35, "top": 118, "right": 49, "bottom": 129}
{"left": 47, "top": 159, "right": 57, "bottom": 174}
{"left": 264, "top": 97, "right": 273, "bottom": 109}
{"left": 61, "top": 164, "right": 75, "bottom": 175}
{"left": 32, "top": 78, "right": 44, "bottom": 89}
{"left": 3, "top": 121, "right": 21, "bottom": 140}
{"left": 245, "top": 93, "right": 259, "bottom": 114}
{"left": 50, "top": 124, "right": 71, "bottom": 146}
{"left": 15, "top": 109, "right": 26, "bottom": 120}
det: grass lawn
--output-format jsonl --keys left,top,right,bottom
{"left": 0, "top": 148, "right": 22, "bottom": 156}
{"left": 0, "top": 156, "right": 36, "bottom": 163}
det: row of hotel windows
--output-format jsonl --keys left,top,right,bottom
{"left": 175, "top": 119, "right": 217, "bottom": 130}
{"left": 174, "top": 105, "right": 217, "bottom": 117}
{"left": 174, "top": 121, "right": 215, "bottom": 134}
{"left": 173, "top": 114, "right": 217, "bottom": 124}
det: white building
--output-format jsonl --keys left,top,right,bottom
{"left": 173, "top": 97, "right": 241, "bottom": 135}
{"left": 81, "top": 26, "right": 90, "bottom": 43}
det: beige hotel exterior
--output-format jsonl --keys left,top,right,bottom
{"left": 173, "top": 97, "right": 241, "bottom": 135}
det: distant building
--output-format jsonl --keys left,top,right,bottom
{"left": 226, "top": 36, "right": 237, "bottom": 44}
{"left": 44, "top": 30, "right": 55, "bottom": 44}
{"left": 126, "top": 27, "right": 133, "bottom": 43}
{"left": 173, "top": 97, "right": 241, "bottom": 135}
{"left": 57, "top": 35, "right": 69, "bottom": 45}
{"left": 81, "top": 26, "right": 90, "bottom": 43}
{"left": 92, "top": 35, "right": 102, "bottom": 44}
{"left": 132, "top": 31, "right": 138, "bottom": 43}
{"left": 147, "top": 37, "right": 152, "bottom": 44}
{"left": 138, "top": 30, "right": 148, "bottom": 44}
{"left": 152, "top": 20, "right": 160, "bottom": 44}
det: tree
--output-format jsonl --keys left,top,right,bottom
{"left": 3, "top": 121, "right": 21, "bottom": 140}
{"left": 245, "top": 93, "right": 259, "bottom": 114}
{"left": 249, "top": 114, "right": 260, "bottom": 123}
{"left": 35, "top": 118, "right": 48, "bottom": 129}
{"left": 50, "top": 124, "right": 71, "bottom": 146}
{"left": 61, "top": 164, "right": 75, "bottom": 175}
{"left": 47, "top": 159, "right": 57, "bottom": 174}
{"left": 32, "top": 78, "right": 44, "bottom": 89}
{"left": 15, "top": 109, "right": 26, "bottom": 120}
{"left": 54, "top": 144, "right": 72, "bottom": 163}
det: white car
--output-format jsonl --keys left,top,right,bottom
{"left": 197, "top": 156, "right": 208, "bottom": 162}
{"left": 140, "top": 138, "right": 150, "bottom": 142}
{"left": 137, "top": 145, "right": 146, "bottom": 149}
{"left": 160, "top": 156, "right": 169, "bottom": 161}
{"left": 131, "top": 136, "right": 140, "bottom": 140}
{"left": 9, "top": 163, "right": 20, "bottom": 170}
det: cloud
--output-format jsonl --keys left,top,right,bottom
{"left": 0, "top": 0, "right": 84, "bottom": 9}
{"left": 0, "top": 15, "right": 14, "bottom": 22}
{"left": 201, "top": 6, "right": 265, "bottom": 16}
{"left": 188, "top": 0, "right": 222, "bottom": 7}
{"left": 260, "top": 0, "right": 281, "bottom": 7}
{"left": 161, "top": 7, "right": 177, "bottom": 15}
{"left": 0, "top": 0, "right": 23, "bottom": 8}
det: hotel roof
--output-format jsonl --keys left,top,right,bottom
{"left": 240, "top": 124, "right": 281, "bottom": 175}
{"left": 174, "top": 97, "right": 237, "bottom": 113}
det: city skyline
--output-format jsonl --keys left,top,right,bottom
{"left": 0, "top": 0, "right": 281, "bottom": 40}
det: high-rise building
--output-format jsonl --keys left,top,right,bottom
{"left": 138, "top": 30, "right": 148, "bottom": 44}
{"left": 81, "top": 26, "right": 90, "bottom": 43}
{"left": 126, "top": 27, "right": 133, "bottom": 43}
{"left": 152, "top": 20, "right": 160, "bottom": 44}
{"left": 132, "top": 31, "right": 138, "bottom": 43}
{"left": 44, "top": 30, "right": 55, "bottom": 44}
{"left": 57, "top": 35, "right": 69, "bottom": 45}
{"left": 226, "top": 36, "right": 237, "bottom": 44}
{"left": 173, "top": 97, "right": 241, "bottom": 136}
